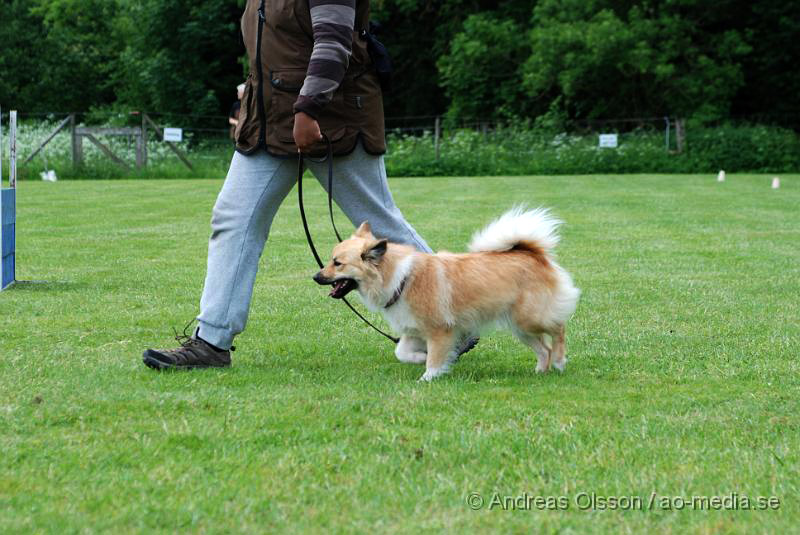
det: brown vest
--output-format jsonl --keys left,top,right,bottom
{"left": 235, "top": 0, "right": 386, "bottom": 157}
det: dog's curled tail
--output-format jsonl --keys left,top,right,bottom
{"left": 468, "top": 206, "right": 562, "bottom": 254}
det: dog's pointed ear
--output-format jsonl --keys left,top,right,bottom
{"left": 353, "top": 221, "right": 373, "bottom": 238}
{"left": 362, "top": 239, "right": 388, "bottom": 263}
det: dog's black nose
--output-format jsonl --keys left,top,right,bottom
{"left": 313, "top": 272, "right": 327, "bottom": 285}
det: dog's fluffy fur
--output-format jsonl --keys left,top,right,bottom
{"left": 314, "top": 207, "right": 580, "bottom": 381}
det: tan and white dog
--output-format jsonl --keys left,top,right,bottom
{"left": 313, "top": 207, "right": 580, "bottom": 381}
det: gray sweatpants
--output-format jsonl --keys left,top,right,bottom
{"left": 196, "top": 142, "right": 431, "bottom": 350}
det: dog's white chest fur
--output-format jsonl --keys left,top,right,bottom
{"left": 358, "top": 255, "right": 421, "bottom": 336}
{"left": 382, "top": 299, "right": 419, "bottom": 335}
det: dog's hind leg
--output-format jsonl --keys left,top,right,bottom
{"left": 419, "top": 329, "right": 456, "bottom": 382}
{"left": 395, "top": 335, "right": 427, "bottom": 364}
{"left": 549, "top": 325, "right": 567, "bottom": 372}
{"left": 510, "top": 315, "right": 552, "bottom": 373}
{"left": 510, "top": 301, "right": 553, "bottom": 373}
{"left": 530, "top": 335, "right": 553, "bottom": 373}
{"left": 511, "top": 327, "right": 552, "bottom": 373}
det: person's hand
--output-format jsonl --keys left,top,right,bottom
{"left": 293, "top": 112, "right": 322, "bottom": 152}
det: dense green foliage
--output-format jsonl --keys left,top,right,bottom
{"left": 1, "top": 0, "right": 798, "bottom": 125}
{"left": 385, "top": 124, "right": 800, "bottom": 177}
{"left": 435, "top": 0, "right": 800, "bottom": 123}
{"left": 522, "top": 0, "right": 750, "bottom": 120}
{"left": 0, "top": 0, "right": 245, "bottom": 118}
{"left": 0, "top": 0, "right": 118, "bottom": 113}
{"left": 2, "top": 176, "right": 798, "bottom": 533}
{"left": 111, "top": 0, "right": 245, "bottom": 117}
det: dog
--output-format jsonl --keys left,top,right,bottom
{"left": 313, "top": 207, "right": 580, "bottom": 381}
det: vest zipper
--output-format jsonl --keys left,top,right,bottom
{"left": 255, "top": 0, "right": 267, "bottom": 149}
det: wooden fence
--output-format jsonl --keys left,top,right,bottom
{"left": 24, "top": 113, "right": 192, "bottom": 170}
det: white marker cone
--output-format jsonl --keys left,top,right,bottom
{"left": 717, "top": 170, "right": 726, "bottom": 182}
{"left": 772, "top": 177, "right": 780, "bottom": 189}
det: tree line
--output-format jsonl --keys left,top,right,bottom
{"left": 1, "top": 0, "right": 797, "bottom": 126}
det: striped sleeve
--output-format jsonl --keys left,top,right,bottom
{"left": 293, "top": 0, "right": 356, "bottom": 119}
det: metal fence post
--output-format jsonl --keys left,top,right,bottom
{"left": 9, "top": 111, "right": 16, "bottom": 188}
{"left": 434, "top": 116, "right": 441, "bottom": 160}
{"left": 71, "top": 114, "right": 83, "bottom": 167}
{"left": 135, "top": 127, "right": 145, "bottom": 169}
{"left": 676, "top": 118, "right": 686, "bottom": 154}
{"left": 141, "top": 113, "right": 148, "bottom": 167}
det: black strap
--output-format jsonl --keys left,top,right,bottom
{"left": 324, "top": 138, "right": 344, "bottom": 243}
{"left": 384, "top": 276, "right": 407, "bottom": 309}
{"left": 297, "top": 135, "right": 399, "bottom": 344}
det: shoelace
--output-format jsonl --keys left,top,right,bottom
{"left": 172, "top": 318, "right": 235, "bottom": 352}
{"left": 172, "top": 318, "right": 197, "bottom": 347}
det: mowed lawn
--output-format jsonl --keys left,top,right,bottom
{"left": 1, "top": 173, "right": 798, "bottom": 534}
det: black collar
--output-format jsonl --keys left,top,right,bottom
{"left": 384, "top": 276, "right": 407, "bottom": 309}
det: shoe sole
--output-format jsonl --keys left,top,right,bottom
{"left": 142, "top": 350, "right": 230, "bottom": 371}
{"left": 455, "top": 336, "right": 479, "bottom": 361}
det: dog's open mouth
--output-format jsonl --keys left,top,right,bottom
{"left": 329, "top": 278, "right": 358, "bottom": 299}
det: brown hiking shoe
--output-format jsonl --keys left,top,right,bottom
{"left": 143, "top": 327, "right": 232, "bottom": 370}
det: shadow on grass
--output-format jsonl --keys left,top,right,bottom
{"left": 240, "top": 350, "right": 572, "bottom": 384}
{"left": 6, "top": 280, "right": 87, "bottom": 292}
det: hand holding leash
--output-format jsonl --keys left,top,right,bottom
{"left": 293, "top": 111, "right": 322, "bottom": 153}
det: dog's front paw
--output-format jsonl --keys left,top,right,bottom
{"left": 397, "top": 352, "right": 427, "bottom": 364}
{"left": 536, "top": 357, "right": 567, "bottom": 373}
{"left": 418, "top": 366, "right": 450, "bottom": 382}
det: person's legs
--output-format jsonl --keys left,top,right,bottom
{"left": 305, "top": 142, "right": 432, "bottom": 253}
{"left": 196, "top": 151, "right": 296, "bottom": 350}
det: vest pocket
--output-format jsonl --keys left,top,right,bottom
{"left": 342, "top": 72, "right": 386, "bottom": 153}
{"left": 269, "top": 69, "right": 305, "bottom": 94}
{"left": 269, "top": 69, "right": 306, "bottom": 143}
{"left": 235, "top": 75, "right": 261, "bottom": 151}
{"left": 270, "top": 69, "right": 345, "bottom": 144}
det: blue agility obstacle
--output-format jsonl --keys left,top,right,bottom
{"left": 1, "top": 189, "right": 14, "bottom": 290}
{"left": 0, "top": 109, "right": 17, "bottom": 290}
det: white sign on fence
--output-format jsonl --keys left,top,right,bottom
{"left": 598, "top": 134, "right": 618, "bottom": 148}
{"left": 163, "top": 127, "right": 183, "bottom": 143}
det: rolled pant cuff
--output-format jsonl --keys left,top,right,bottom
{"left": 196, "top": 320, "right": 236, "bottom": 351}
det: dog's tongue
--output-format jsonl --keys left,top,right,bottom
{"left": 329, "top": 280, "right": 346, "bottom": 297}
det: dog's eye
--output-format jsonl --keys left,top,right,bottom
{"left": 333, "top": 259, "right": 342, "bottom": 267}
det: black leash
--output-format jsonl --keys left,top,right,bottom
{"left": 297, "top": 134, "right": 400, "bottom": 344}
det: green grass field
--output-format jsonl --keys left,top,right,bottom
{"left": 1, "top": 174, "right": 798, "bottom": 534}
